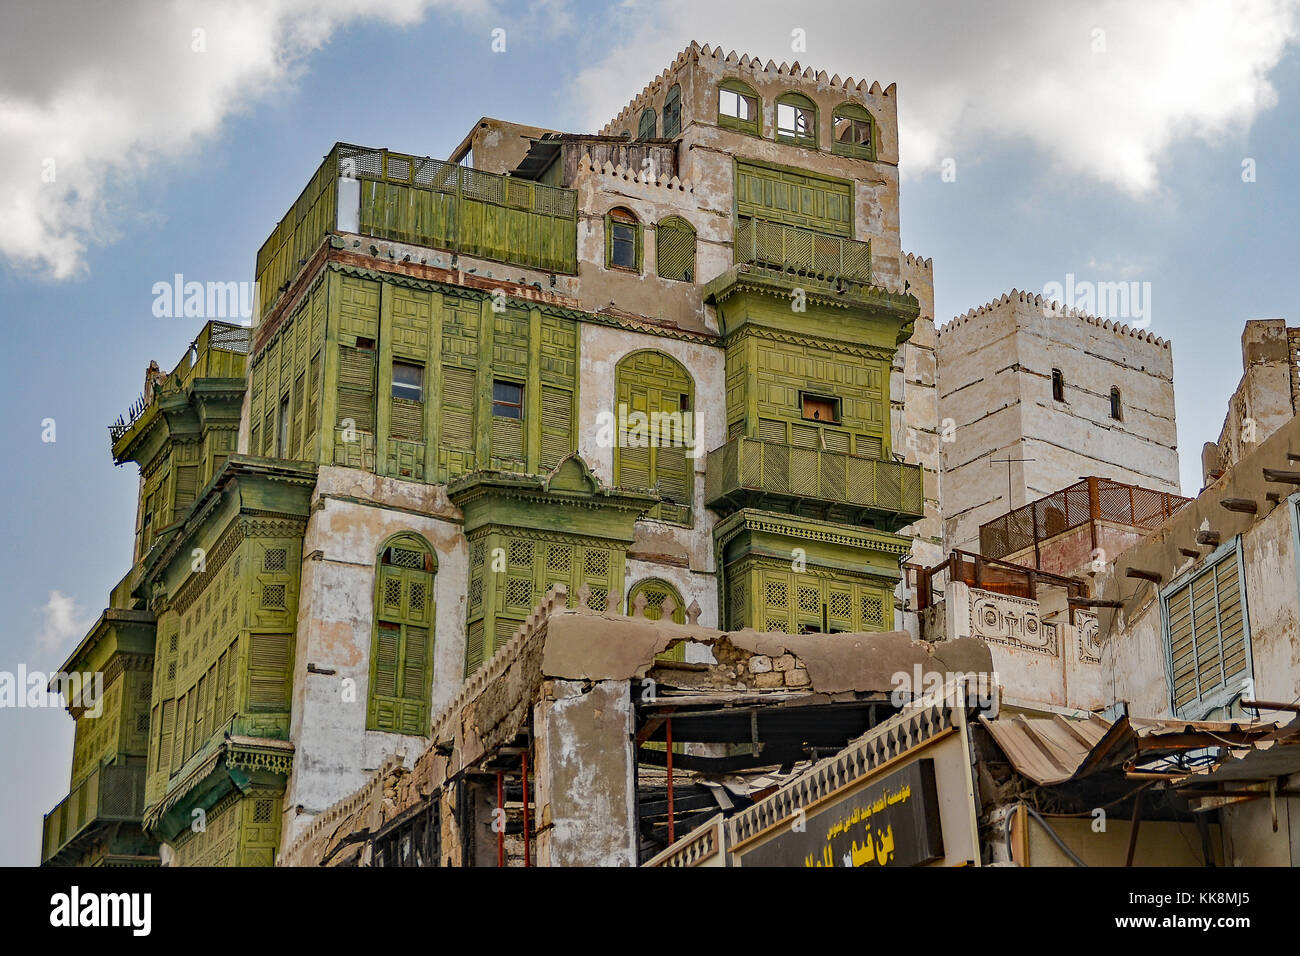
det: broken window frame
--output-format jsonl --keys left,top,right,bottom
{"left": 775, "top": 92, "right": 818, "bottom": 148}
{"left": 718, "top": 78, "right": 760, "bottom": 136}
{"left": 831, "top": 102, "right": 875, "bottom": 160}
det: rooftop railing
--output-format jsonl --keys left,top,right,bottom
{"left": 255, "top": 144, "right": 580, "bottom": 320}
{"left": 109, "top": 321, "right": 249, "bottom": 443}
{"left": 978, "top": 476, "right": 1191, "bottom": 566}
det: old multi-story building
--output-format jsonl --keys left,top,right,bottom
{"left": 936, "top": 291, "right": 1181, "bottom": 554}
{"left": 43, "top": 42, "right": 947, "bottom": 865}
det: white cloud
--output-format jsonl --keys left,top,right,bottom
{"left": 571, "top": 0, "right": 1300, "bottom": 195}
{"left": 0, "top": 0, "right": 481, "bottom": 280}
{"left": 34, "top": 591, "right": 92, "bottom": 655}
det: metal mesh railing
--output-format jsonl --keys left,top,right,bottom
{"left": 978, "top": 476, "right": 1190, "bottom": 562}
{"left": 916, "top": 550, "right": 1089, "bottom": 612}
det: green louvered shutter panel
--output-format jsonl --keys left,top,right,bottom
{"left": 656, "top": 444, "right": 691, "bottom": 523}
{"left": 656, "top": 219, "right": 696, "bottom": 282}
{"left": 174, "top": 465, "right": 199, "bottom": 511}
{"left": 306, "top": 351, "right": 321, "bottom": 447}
{"left": 337, "top": 345, "right": 375, "bottom": 433}
{"left": 758, "top": 418, "right": 786, "bottom": 443}
{"left": 620, "top": 442, "right": 651, "bottom": 487}
{"left": 401, "top": 625, "right": 429, "bottom": 733}
{"left": 291, "top": 372, "right": 305, "bottom": 456}
{"left": 790, "top": 423, "right": 819, "bottom": 448}
{"left": 492, "top": 416, "right": 524, "bottom": 460}
{"left": 540, "top": 386, "right": 572, "bottom": 470}
{"left": 159, "top": 700, "right": 175, "bottom": 776}
{"left": 173, "top": 695, "right": 187, "bottom": 768}
{"left": 373, "top": 623, "right": 400, "bottom": 699}
{"left": 249, "top": 633, "right": 290, "bottom": 710}
{"left": 823, "top": 429, "right": 850, "bottom": 454}
{"left": 391, "top": 397, "right": 423, "bottom": 441}
{"left": 441, "top": 366, "right": 475, "bottom": 450}
{"left": 465, "top": 620, "right": 485, "bottom": 676}
{"left": 855, "top": 434, "right": 883, "bottom": 459}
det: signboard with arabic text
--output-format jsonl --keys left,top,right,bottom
{"left": 739, "top": 758, "right": 944, "bottom": 868}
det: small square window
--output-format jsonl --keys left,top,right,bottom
{"left": 392, "top": 362, "right": 423, "bottom": 402}
{"left": 801, "top": 394, "right": 839, "bottom": 424}
{"left": 492, "top": 380, "right": 523, "bottom": 419}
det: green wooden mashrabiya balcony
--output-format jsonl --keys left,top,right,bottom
{"left": 41, "top": 760, "right": 148, "bottom": 865}
{"left": 733, "top": 216, "right": 871, "bottom": 285}
{"left": 705, "top": 436, "right": 923, "bottom": 529}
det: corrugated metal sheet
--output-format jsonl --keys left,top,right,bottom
{"left": 980, "top": 713, "right": 1112, "bottom": 785}
{"left": 983, "top": 712, "right": 1294, "bottom": 787}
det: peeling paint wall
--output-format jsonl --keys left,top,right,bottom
{"left": 281, "top": 465, "right": 469, "bottom": 850}
{"left": 532, "top": 678, "right": 638, "bottom": 867}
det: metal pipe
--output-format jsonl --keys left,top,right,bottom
{"left": 521, "top": 752, "right": 531, "bottom": 868}
{"left": 666, "top": 717, "right": 675, "bottom": 845}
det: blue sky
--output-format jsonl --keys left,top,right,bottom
{"left": 1, "top": 0, "right": 1297, "bottom": 865}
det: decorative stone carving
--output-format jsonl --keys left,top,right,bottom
{"left": 1077, "top": 611, "right": 1101, "bottom": 664}
{"left": 969, "top": 589, "right": 1058, "bottom": 656}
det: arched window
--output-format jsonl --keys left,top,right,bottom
{"left": 614, "top": 351, "right": 694, "bottom": 525}
{"left": 655, "top": 216, "right": 696, "bottom": 282}
{"left": 629, "top": 578, "right": 686, "bottom": 623}
{"left": 1110, "top": 386, "right": 1123, "bottom": 420}
{"left": 663, "top": 84, "right": 682, "bottom": 138}
{"left": 637, "top": 107, "right": 657, "bottom": 140}
{"left": 831, "top": 103, "right": 875, "bottom": 160}
{"left": 605, "top": 207, "right": 642, "bottom": 272}
{"left": 629, "top": 578, "right": 687, "bottom": 662}
{"left": 717, "top": 78, "right": 760, "bottom": 135}
{"left": 776, "top": 92, "right": 818, "bottom": 148}
{"left": 368, "top": 533, "right": 436, "bottom": 734}
{"left": 1051, "top": 368, "right": 1065, "bottom": 403}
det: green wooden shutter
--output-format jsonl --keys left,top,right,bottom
{"left": 540, "top": 386, "right": 572, "bottom": 470}
{"left": 402, "top": 626, "right": 428, "bottom": 701}
{"left": 249, "top": 633, "right": 291, "bottom": 711}
{"left": 735, "top": 161, "right": 853, "bottom": 236}
{"left": 174, "top": 465, "right": 199, "bottom": 512}
{"left": 656, "top": 444, "right": 691, "bottom": 523}
{"left": 663, "top": 85, "right": 682, "bottom": 138}
{"left": 465, "top": 620, "right": 485, "bottom": 677}
{"left": 656, "top": 218, "right": 695, "bottom": 282}
{"left": 441, "top": 366, "right": 475, "bottom": 451}
{"left": 373, "top": 623, "right": 400, "bottom": 699}
{"left": 391, "top": 396, "right": 423, "bottom": 441}
{"left": 492, "top": 416, "right": 524, "bottom": 461}
{"left": 337, "top": 345, "right": 376, "bottom": 433}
